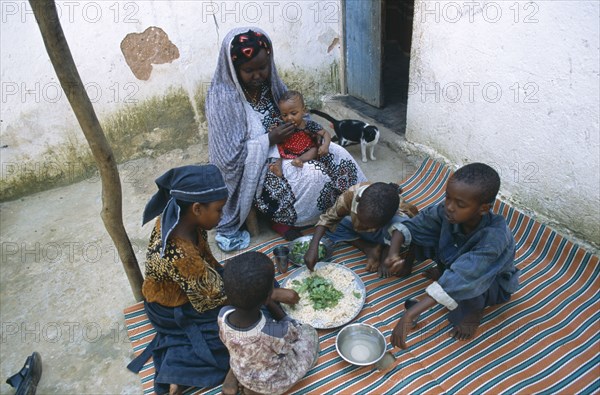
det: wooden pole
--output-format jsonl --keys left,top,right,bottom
{"left": 29, "top": 0, "right": 144, "bottom": 301}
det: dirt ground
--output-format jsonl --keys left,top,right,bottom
{"left": 0, "top": 113, "right": 423, "bottom": 394}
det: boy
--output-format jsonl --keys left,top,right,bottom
{"left": 269, "top": 90, "right": 331, "bottom": 176}
{"left": 218, "top": 251, "right": 319, "bottom": 395}
{"left": 304, "top": 182, "right": 418, "bottom": 276}
{"left": 387, "top": 163, "right": 520, "bottom": 348}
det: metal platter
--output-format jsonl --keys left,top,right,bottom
{"left": 281, "top": 262, "right": 366, "bottom": 329}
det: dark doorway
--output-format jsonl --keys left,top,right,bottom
{"left": 342, "top": 0, "right": 415, "bottom": 134}
{"left": 382, "top": 0, "right": 414, "bottom": 132}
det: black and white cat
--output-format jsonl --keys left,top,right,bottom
{"left": 309, "top": 109, "right": 380, "bottom": 163}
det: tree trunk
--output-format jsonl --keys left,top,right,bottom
{"left": 29, "top": 0, "right": 144, "bottom": 301}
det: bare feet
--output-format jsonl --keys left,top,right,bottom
{"left": 291, "top": 158, "right": 304, "bottom": 168}
{"left": 423, "top": 266, "right": 442, "bottom": 281}
{"left": 448, "top": 310, "right": 483, "bottom": 341}
{"left": 222, "top": 369, "right": 239, "bottom": 395}
{"left": 364, "top": 244, "right": 383, "bottom": 272}
{"left": 268, "top": 159, "right": 283, "bottom": 177}
{"left": 169, "top": 384, "right": 183, "bottom": 395}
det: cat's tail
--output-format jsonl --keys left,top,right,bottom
{"left": 309, "top": 109, "right": 339, "bottom": 125}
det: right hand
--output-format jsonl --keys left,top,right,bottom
{"left": 391, "top": 311, "right": 415, "bottom": 349}
{"left": 268, "top": 122, "right": 295, "bottom": 145}
{"left": 271, "top": 288, "right": 300, "bottom": 305}
{"left": 303, "top": 243, "right": 319, "bottom": 271}
{"left": 383, "top": 255, "right": 405, "bottom": 277}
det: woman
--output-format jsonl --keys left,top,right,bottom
{"left": 207, "top": 27, "right": 366, "bottom": 251}
{"left": 127, "top": 164, "right": 299, "bottom": 395}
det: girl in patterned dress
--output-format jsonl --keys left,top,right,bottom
{"left": 127, "top": 165, "right": 299, "bottom": 395}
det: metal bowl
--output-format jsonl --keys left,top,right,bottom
{"left": 336, "top": 323, "right": 387, "bottom": 366}
{"left": 287, "top": 235, "right": 334, "bottom": 267}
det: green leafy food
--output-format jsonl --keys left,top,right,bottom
{"left": 353, "top": 291, "right": 362, "bottom": 299}
{"left": 291, "top": 241, "right": 327, "bottom": 262}
{"left": 291, "top": 275, "right": 343, "bottom": 310}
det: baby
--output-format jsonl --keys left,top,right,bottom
{"left": 218, "top": 251, "right": 319, "bottom": 395}
{"left": 269, "top": 90, "right": 331, "bottom": 176}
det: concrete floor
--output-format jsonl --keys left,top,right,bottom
{"left": 0, "top": 101, "right": 424, "bottom": 394}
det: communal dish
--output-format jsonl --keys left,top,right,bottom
{"left": 281, "top": 262, "right": 365, "bottom": 329}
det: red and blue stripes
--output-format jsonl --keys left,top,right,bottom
{"left": 124, "top": 158, "right": 599, "bottom": 395}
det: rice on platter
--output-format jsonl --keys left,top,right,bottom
{"left": 283, "top": 264, "right": 364, "bottom": 328}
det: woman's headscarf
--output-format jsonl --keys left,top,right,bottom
{"left": 206, "top": 27, "right": 287, "bottom": 237}
{"left": 142, "top": 164, "right": 228, "bottom": 255}
{"left": 230, "top": 29, "right": 271, "bottom": 68}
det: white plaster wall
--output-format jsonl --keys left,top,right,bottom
{"left": 0, "top": 0, "right": 343, "bottom": 163}
{"left": 406, "top": 1, "right": 600, "bottom": 247}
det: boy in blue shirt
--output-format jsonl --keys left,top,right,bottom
{"left": 387, "top": 163, "right": 519, "bottom": 347}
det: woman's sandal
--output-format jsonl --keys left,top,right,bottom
{"left": 6, "top": 352, "right": 42, "bottom": 395}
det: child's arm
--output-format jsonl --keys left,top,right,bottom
{"left": 271, "top": 288, "right": 300, "bottom": 305}
{"left": 294, "top": 146, "right": 318, "bottom": 165}
{"left": 381, "top": 204, "right": 444, "bottom": 275}
{"left": 304, "top": 186, "right": 356, "bottom": 270}
{"left": 317, "top": 129, "right": 331, "bottom": 157}
{"left": 381, "top": 230, "right": 407, "bottom": 277}
{"left": 391, "top": 295, "right": 437, "bottom": 349}
{"left": 305, "top": 225, "right": 328, "bottom": 270}
{"left": 265, "top": 299, "right": 287, "bottom": 321}
{"left": 268, "top": 288, "right": 300, "bottom": 321}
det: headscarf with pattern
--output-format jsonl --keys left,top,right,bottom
{"left": 206, "top": 27, "right": 287, "bottom": 236}
{"left": 230, "top": 29, "right": 271, "bottom": 68}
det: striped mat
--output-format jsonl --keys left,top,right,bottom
{"left": 124, "top": 158, "right": 600, "bottom": 394}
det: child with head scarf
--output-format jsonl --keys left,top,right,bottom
{"left": 127, "top": 164, "right": 299, "bottom": 395}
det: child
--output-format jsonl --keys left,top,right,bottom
{"left": 304, "top": 182, "right": 418, "bottom": 276}
{"left": 218, "top": 251, "right": 320, "bottom": 395}
{"left": 130, "top": 165, "right": 298, "bottom": 395}
{"left": 387, "top": 163, "right": 520, "bottom": 347}
{"left": 269, "top": 90, "right": 331, "bottom": 176}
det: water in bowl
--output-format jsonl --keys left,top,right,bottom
{"left": 340, "top": 334, "right": 382, "bottom": 364}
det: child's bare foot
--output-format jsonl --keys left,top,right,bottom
{"left": 423, "top": 266, "right": 441, "bottom": 281}
{"left": 364, "top": 244, "right": 383, "bottom": 272}
{"left": 291, "top": 158, "right": 304, "bottom": 168}
{"left": 222, "top": 369, "right": 239, "bottom": 395}
{"left": 268, "top": 160, "right": 283, "bottom": 177}
{"left": 449, "top": 310, "right": 483, "bottom": 341}
{"left": 169, "top": 384, "right": 183, "bottom": 395}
